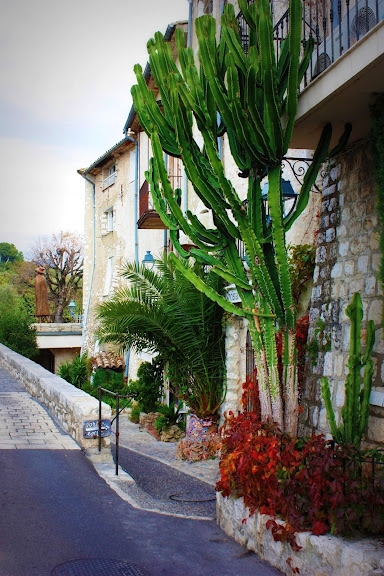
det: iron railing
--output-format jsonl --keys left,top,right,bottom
{"left": 237, "top": 0, "right": 382, "bottom": 85}
{"left": 97, "top": 387, "right": 131, "bottom": 476}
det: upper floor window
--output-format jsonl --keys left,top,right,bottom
{"left": 168, "top": 156, "right": 183, "bottom": 191}
{"left": 106, "top": 208, "right": 114, "bottom": 232}
{"left": 103, "top": 164, "right": 116, "bottom": 190}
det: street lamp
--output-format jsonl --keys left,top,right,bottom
{"left": 261, "top": 178, "right": 297, "bottom": 220}
{"left": 142, "top": 250, "right": 155, "bottom": 270}
{"left": 68, "top": 300, "right": 76, "bottom": 319}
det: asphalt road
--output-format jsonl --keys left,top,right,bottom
{"left": 0, "top": 448, "right": 282, "bottom": 576}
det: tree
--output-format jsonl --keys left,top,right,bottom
{"left": 0, "top": 242, "right": 23, "bottom": 266}
{"left": 97, "top": 254, "right": 226, "bottom": 419}
{"left": 29, "top": 231, "right": 83, "bottom": 323}
{"left": 0, "top": 285, "right": 38, "bottom": 358}
{"left": 132, "top": 0, "right": 350, "bottom": 434}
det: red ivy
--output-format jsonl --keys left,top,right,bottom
{"left": 217, "top": 413, "right": 384, "bottom": 547}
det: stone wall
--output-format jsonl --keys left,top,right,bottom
{"left": 301, "top": 142, "right": 383, "bottom": 445}
{"left": 217, "top": 493, "right": 384, "bottom": 576}
{"left": 0, "top": 343, "right": 112, "bottom": 449}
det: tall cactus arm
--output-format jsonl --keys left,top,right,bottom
{"left": 358, "top": 320, "right": 375, "bottom": 441}
{"left": 131, "top": 65, "right": 180, "bottom": 157}
{"left": 225, "top": 53, "right": 274, "bottom": 165}
{"left": 221, "top": 5, "right": 248, "bottom": 76}
{"left": 238, "top": 0, "right": 257, "bottom": 30}
{"left": 186, "top": 211, "right": 230, "bottom": 248}
{"left": 175, "top": 30, "right": 216, "bottom": 131}
{"left": 196, "top": 17, "right": 234, "bottom": 128}
{"left": 234, "top": 214, "right": 285, "bottom": 322}
{"left": 267, "top": 166, "right": 295, "bottom": 329}
{"left": 226, "top": 126, "right": 252, "bottom": 173}
{"left": 283, "top": 0, "right": 302, "bottom": 150}
{"left": 171, "top": 95, "right": 242, "bottom": 240}
{"left": 147, "top": 34, "right": 187, "bottom": 126}
{"left": 247, "top": 172, "right": 266, "bottom": 242}
{"left": 256, "top": 0, "right": 284, "bottom": 160}
{"left": 168, "top": 252, "right": 249, "bottom": 318}
{"left": 321, "top": 377, "right": 342, "bottom": 442}
{"left": 345, "top": 292, "right": 363, "bottom": 443}
{"left": 146, "top": 161, "right": 180, "bottom": 231}
{"left": 198, "top": 111, "right": 244, "bottom": 211}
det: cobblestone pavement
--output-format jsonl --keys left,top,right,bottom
{"left": 0, "top": 367, "right": 79, "bottom": 450}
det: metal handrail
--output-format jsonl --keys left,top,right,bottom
{"left": 97, "top": 387, "right": 131, "bottom": 476}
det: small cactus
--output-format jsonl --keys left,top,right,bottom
{"left": 321, "top": 293, "right": 375, "bottom": 447}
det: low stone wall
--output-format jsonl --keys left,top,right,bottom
{"left": 0, "top": 343, "right": 111, "bottom": 449}
{"left": 217, "top": 494, "right": 384, "bottom": 576}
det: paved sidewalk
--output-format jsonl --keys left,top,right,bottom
{"left": 0, "top": 367, "right": 79, "bottom": 450}
{"left": 116, "top": 417, "right": 220, "bottom": 487}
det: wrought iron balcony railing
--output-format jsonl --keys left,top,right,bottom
{"left": 237, "top": 0, "right": 383, "bottom": 85}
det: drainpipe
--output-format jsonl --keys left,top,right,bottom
{"left": 123, "top": 130, "right": 139, "bottom": 379}
{"left": 187, "top": 0, "right": 193, "bottom": 48}
{"left": 125, "top": 131, "right": 139, "bottom": 266}
{"left": 185, "top": 1, "right": 193, "bottom": 220}
{"left": 79, "top": 172, "right": 96, "bottom": 353}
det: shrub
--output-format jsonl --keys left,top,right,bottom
{"left": 0, "top": 310, "right": 37, "bottom": 358}
{"left": 58, "top": 353, "right": 90, "bottom": 389}
{"left": 129, "top": 404, "right": 141, "bottom": 424}
{"left": 125, "top": 360, "right": 163, "bottom": 414}
{"left": 217, "top": 411, "right": 384, "bottom": 545}
{"left": 92, "top": 368, "right": 125, "bottom": 392}
{"left": 154, "top": 402, "right": 183, "bottom": 433}
{"left": 0, "top": 285, "right": 37, "bottom": 358}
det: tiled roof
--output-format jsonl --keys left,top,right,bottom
{"left": 92, "top": 352, "right": 125, "bottom": 371}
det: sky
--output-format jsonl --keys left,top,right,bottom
{"left": 0, "top": 0, "right": 189, "bottom": 256}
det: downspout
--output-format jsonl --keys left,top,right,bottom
{"left": 187, "top": 0, "right": 193, "bottom": 48}
{"left": 125, "top": 131, "right": 139, "bottom": 266}
{"left": 183, "top": 0, "right": 193, "bottom": 219}
{"left": 123, "top": 130, "right": 140, "bottom": 379}
{"left": 79, "top": 172, "right": 96, "bottom": 353}
{"left": 218, "top": 0, "right": 225, "bottom": 161}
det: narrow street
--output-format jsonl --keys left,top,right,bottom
{"left": 0, "top": 366, "right": 282, "bottom": 576}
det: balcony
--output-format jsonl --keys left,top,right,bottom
{"left": 137, "top": 180, "right": 168, "bottom": 229}
{"left": 102, "top": 171, "right": 116, "bottom": 190}
{"left": 238, "top": 0, "right": 384, "bottom": 149}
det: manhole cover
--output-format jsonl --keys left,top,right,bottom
{"left": 169, "top": 493, "right": 216, "bottom": 503}
{"left": 52, "top": 558, "right": 151, "bottom": 576}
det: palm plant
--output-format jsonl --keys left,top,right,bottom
{"left": 97, "top": 253, "right": 226, "bottom": 420}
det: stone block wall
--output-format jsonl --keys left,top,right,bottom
{"left": 0, "top": 343, "right": 112, "bottom": 449}
{"left": 217, "top": 493, "right": 384, "bottom": 576}
{"left": 300, "top": 142, "right": 383, "bottom": 445}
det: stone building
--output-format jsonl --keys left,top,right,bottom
{"left": 78, "top": 23, "right": 187, "bottom": 381}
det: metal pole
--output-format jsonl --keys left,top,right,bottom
{"left": 98, "top": 387, "right": 102, "bottom": 452}
{"left": 115, "top": 394, "right": 120, "bottom": 476}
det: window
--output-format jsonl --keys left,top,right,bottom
{"left": 105, "top": 207, "right": 114, "bottom": 232}
{"left": 103, "top": 164, "right": 116, "bottom": 190}
{"left": 168, "top": 156, "right": 183, "bottom": 191}
{"left": 103, "top": 256, "right": 114, "bottom": 296}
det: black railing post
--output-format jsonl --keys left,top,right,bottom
{"left": 98, "top": 387, "right": 102, "bottom": 452}
{"left": 115, "top": 394, "right": 120, "bottom": 476}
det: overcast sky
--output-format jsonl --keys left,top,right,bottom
{"left": 0, "top": 0, "right": 189, "bottom": 256}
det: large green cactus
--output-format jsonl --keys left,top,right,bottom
{"left": 132, "top": 0, "right": 350, "bottom": 434}
{"left": 321, "top": 293, "right": 375, "bottom": 447}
